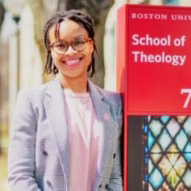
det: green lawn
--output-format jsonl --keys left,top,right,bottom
{"left": 0, "top": 124, "right": 12, "bottom": 191}
{"left": 0, "top": 150, "right": 12, "bottom": 191}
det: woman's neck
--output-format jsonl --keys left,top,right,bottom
{"left": 59, "top": 74, "right": 89, "bottom": 93}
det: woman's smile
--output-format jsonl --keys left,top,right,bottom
{"left": 63, "top": 57, "right": 83, "bottom": 67}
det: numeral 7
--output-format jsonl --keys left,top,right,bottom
{"left": 181, "top": 89, "right": 191, "bottom": 108}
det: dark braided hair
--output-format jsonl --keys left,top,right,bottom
{"left": 43, "top": 9, "right": 97, "bottom": 77}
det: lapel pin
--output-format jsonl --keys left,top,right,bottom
{"left": 104, "top": 113, "right": 109, "bottom": 121}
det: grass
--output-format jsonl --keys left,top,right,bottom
{"left": 0, "top": 149, "right": 12, "bottom": 191}
{"left": 0, "top": 124, "right": 12, "bottom": 191}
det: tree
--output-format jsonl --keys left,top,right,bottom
{"left": 0, "top": 1, "right": 5, "bottom": 155}
{"left": 0, "top": 2, "right": 4, "bottom": 26}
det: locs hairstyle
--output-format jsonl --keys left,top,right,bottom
{"left": 43, "top": 9, "right": 97, "bottom": 77}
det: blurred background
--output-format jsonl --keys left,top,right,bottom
{"left": 0, "top": 0, "right": 191, "bottom": 190}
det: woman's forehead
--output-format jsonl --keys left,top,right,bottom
{"left": 48, "top": 20, "right": 88, "bottom": 42}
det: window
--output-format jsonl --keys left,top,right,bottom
{"left": 143, "top": 116, "right": 191, "bottom": 191}
{"left": 164, "top": 0, "right": 179, "bottom": 5}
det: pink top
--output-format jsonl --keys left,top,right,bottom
{"left": 64, "top": 89, "right": 103, "bottom": 191}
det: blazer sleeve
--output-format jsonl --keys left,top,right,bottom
{"left": 8, "top": 90, "right": 42, "bottom": 191}
{"left": 108, "top": 99, "right": 123, "bottom": 191}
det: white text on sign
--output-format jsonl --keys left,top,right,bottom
{"left": 181, "top": 89, "right": 191, "bottom": 108}
{"left": 131, "top": 34, "right": 187, "bottom": 66}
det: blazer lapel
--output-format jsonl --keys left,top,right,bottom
{"left": 88, "top": 80, "right": 117, "bottom": 189}
{"left": 43, "top": 77, "right": 70, "bottom": 189}
{"left": 43, "top": 78, "right": 118, "bottom": 190}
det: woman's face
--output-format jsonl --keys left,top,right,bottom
{"left": 48, "top": 19, "right": 94, "bottom": 79}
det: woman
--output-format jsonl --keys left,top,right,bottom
{"left": 8, "top": 10, "right": 123, "bottom": 191}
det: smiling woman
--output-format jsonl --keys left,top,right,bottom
{"left": 47, "top": 19, "right": 94, "bottom": 85}
{"left": 8, "top": 9, "right": 123, "bottom": 191}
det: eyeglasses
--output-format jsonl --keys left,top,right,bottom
{"left": 49, "top": 37, "right": 92, "bottom": 54}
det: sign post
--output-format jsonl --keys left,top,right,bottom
{"left": 117, "top": 4, "right": 191, "bottom": 191}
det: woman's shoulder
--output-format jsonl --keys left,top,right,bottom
{"left": 99, "top": 86, "right": 121, "bottom": 99}
{"left": 17, "top": 80, "right": 55, "bottom": 100}
{"left": 19, "top": 82, "right": 49, "bottom": 94}
{"left": 91, "top": 82, "right": 123, "bottom": 107}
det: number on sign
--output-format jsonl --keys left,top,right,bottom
{"left": 181, "top": 89, "right": 191, "bottom": 108}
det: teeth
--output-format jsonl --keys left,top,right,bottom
{"left": 65, "top": 59, "right": 80, "bottom": 65}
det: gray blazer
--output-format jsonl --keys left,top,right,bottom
{"left": 8, "top": 77, "right": 123, "bottom": 191}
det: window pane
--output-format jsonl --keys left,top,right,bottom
{"left": 164, "top": 0, "right": 179, "bottom": 4}
{"left": 143, "top": 116, "right": 191, "bottom": 191}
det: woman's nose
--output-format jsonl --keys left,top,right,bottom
{"left": 65, "top": 45, "right": 77, "bottom": 55}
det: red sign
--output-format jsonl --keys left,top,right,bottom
{"left": 117, "top": 5, "right": 191, "bottom": 115}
